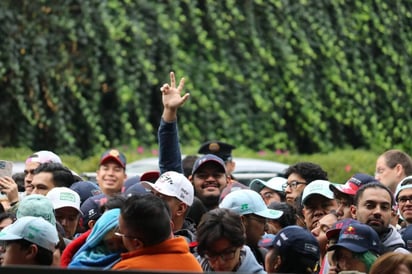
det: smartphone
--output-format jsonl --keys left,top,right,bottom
{"left": 0, "top": 160, "right": 13, "bottom": 178}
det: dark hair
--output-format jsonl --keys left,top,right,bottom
{"left": 268, "top": 202, "right": 297, "bottom": 228}
{"left": 284, "top": 162, "right": 328, "bottom": 183}
{"left": 121, "top": 195, "right": 171, "bottom": 246}
{"left": 101, "top": 194, "right": 126, "bottom": 212}
{"left": 10, "top": 239, "right": 53, "bottom": 265}
{"left": 354, "top": 182, "right": 395, "bottom": 207}
{"left": 196, "top": 208, "right": 245, "bottom": 257}
{"left": 182, "top": 155, "right": 199, "bottom": 178}
{"left": 12, "top": 172, "right": 25, "bottom": 192}
{"left": 33, "top": 163, "right": 75, "bottom": 188}
{"left": 382, "top": 149, "right": 412, "bottom": 175}
{"left": 0, "top": 212, "right": 16, "bottom": 224}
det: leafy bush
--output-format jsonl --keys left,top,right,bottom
{"left": 1, "top": 1, "right": 412, "bottom": 157}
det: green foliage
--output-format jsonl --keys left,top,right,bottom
{"left": 1, "top": 1, "right": 412, "bottom": 157}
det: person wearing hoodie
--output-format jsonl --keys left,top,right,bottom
{"left": 61, "top": 195, "right": 125, "bottom": 267}
{"left": 350, "top": 182, "right": 409, "bottom": 253}
{"left": 196, "top": 208, "right": 266, "bottom": 273}
{"left": 67, "top": 208, "right": 125, "bottom": 269}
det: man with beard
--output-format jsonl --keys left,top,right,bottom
{"left": 350, "top": 182, "right": 409, "bottom": 253}
{"left": 190, "top": 154, "right": 229, "bottom": 211}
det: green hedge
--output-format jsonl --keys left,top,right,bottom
{"left": 1, "top": 1, "right": 412, "bottom": 158}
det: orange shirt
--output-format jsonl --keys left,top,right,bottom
{"left": 112, "top": 236, "right": 202, "bottom": 272}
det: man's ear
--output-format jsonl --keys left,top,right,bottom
{"left": 134, "top": 238, "right": 144, "bottom": 249}
{"left": 350, "top": 205, "right": 357, "bottom": 219}
{"left": 273, "top": 255, "right": 282, "bottom": 272}
{"left": 88, "top": 220, "right": 96, "bottom": 229}
{"left": 25, "top": 244, "right": 38, "bottom": 260}
{"left": 175, "top": 202, "right": 188, "bottom": 217}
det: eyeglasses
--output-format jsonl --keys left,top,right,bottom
{"left": 282, "top": 181, "right": 307, "bottom": 191}
{"left": 114, "top": 230, "right": 138, "bottom": 240}
{"left": 398, "top": 196, "right": 412, "bottom": 204}
{"left": 204, "top": 248, "right": 238, "bottom": 262}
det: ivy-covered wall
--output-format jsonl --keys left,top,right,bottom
{"left": 2, "top": 1, "right": 412, "bottom": 157}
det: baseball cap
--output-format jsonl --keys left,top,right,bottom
{"left": 16, "top": 194, "right": 57, "bottom": 226}
{"left": 330, "top": 173, "right": 378, "bottom": 196}
{"left": 219, "top": 189, "right": 283, "bottom": 219}
{"left": 259, "top": 225, "right": 320, "bottom": 259}
{"left": 80, "top": 194, "right": 106, "bottom": 229}
{"left": 192, "top": 154, "right": 226, "bottom": 175}
{"left": 141, "top": 171, "right": 194, "bottom": 206}
{"left": 46, "top": 187, "right": 82, "bottom": 214}
{"left": 124, "top": 182, "right": 152, "bottom": 197}
{"left": 140, "top": 170, "right": 161, "bottom": 183}
{"left": 99, "top": 149, "right": 126, "bottom": 168}
{"left": 401, "top": 224, "right": 412, "bottom": 252}
{"left": 326, "top": 218, "right": 359, "bottom": 240}
{"left": 0, "top": 216, "right": 59, "bottom": 252}
{"left": 25, "top": 150, "right": 62, "bottom": 164}
{"left": 328, "top": 222, "right": 381, "bottom": 254}
{"left": 249, "top": 177, "right": 286, "bottom": 193}
{"left": 70, "top": 181, "right": 102, "bottom": 205}
{"left": 395, "top": 176, "right": 412, "bottom": 201}
{"left": 301, "top": 180, "right": 334, "bottom": 205}
{"left": 198, "top": 141, "right": 236, "bottom": 162}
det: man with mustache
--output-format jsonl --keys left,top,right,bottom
{"left": 350, "top": 182, "right": 409, "bottom": 253}
{"left": 190, "top": 154, "right": 229, "bottom": 211}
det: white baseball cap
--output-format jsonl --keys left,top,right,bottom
{"left": 249, "top": 177, "right": 286, "bottom": 193}
{"left": 301, "top": 180, "right": 334, "bottom": 205}
{"left": 0, "top": 216, "right": 59, "bottom": 252}
{"left": 25, "top": 150, "right": 62, "bottom": 164}
{"left": 141, "top": 171, "right": 194, "bottom": 206}
{"left": 219, "top": 189, "right": 283, "bottom": 219}
{"left": 46, "top": 187, "right": 82, "bottom": 214}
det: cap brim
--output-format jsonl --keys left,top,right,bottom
{"left": 255, "top": 208, "right": 283, "bottom": 219}
{"left": 328, "top": 242, "right": 367, "bottom": 253}
{"left": 330, "top": 183, "right": 356, "bottom": 196}
{"left": 54, "top": 204, "right": 83, "bottom": 215}
{"left": 141, "top": 181, "right": 175, "bottom": 198}
{"left": 0, "top": 233, "right": 23, "bottom": 241}
{"left": 249, "top": 180, "right": 265, "bottom": 193}
{"left": 302, "top": 193, "right": 334, "bottom": 205}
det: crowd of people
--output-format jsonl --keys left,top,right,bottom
{"left": 0, "top": 72, "right": 411, "bottom": 274}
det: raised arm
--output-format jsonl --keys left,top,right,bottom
{"left": 158, "top": 72, "right": 190, "bottom": 174}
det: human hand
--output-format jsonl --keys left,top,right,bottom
{"left": 160, "top": 72, "right": 190, "bottom": 121}
{"left": 0, "top": 176, "right": 19, "bottom": 204}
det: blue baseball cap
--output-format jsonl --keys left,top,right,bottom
{"left": 70, "top": 181, "right": 102, "bottom": 205}
{"left": 259, "top": 225, "right": 320, "bottom": 259}
{"left": 191, "top": 154, "right": 226, "bottom": 175}
{"left": 328, "top": 222, "right": 382, "bottom": 254}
